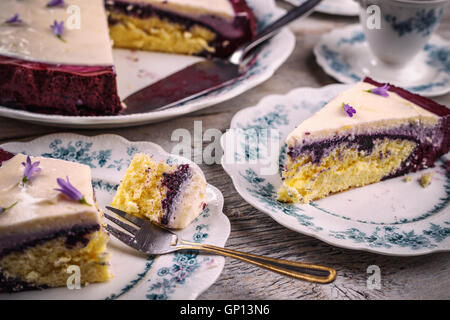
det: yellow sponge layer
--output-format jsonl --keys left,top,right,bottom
{"left": 0, "top": 230, "right": 111, "bottom": 289}
{"left": 111, "top": 153, "right": 170, "bottom": 223}
{"left": 278, "top": 138, "right": 417, "bottom": 203}
{"left": 109, "top": 13, "right": 216, "bottom": 55}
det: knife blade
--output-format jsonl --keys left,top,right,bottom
{"left": 119, "top": 0, "right": 322, "bottom": 115}
{"left": 121, "top": 59, "right": 241, "bottom": 115}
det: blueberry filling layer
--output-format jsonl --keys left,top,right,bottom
{"left": 287, "top": 121, "right": 449, "bottom": 179}
{"left": 0, "top": 272, "right": 49, "bottom": 293}
{"left": 0, "top": 224, "right": 101, "bottom": 259}
{"left": 161, "top": 164, "right": 192, "bottom": 225}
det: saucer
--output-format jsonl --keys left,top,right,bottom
{"left": 314, "top": 24, "right": 450, "bottom": 97}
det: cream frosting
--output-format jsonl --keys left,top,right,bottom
{"left": 121, "top": 0, "right": 235, "bottom": 20}
{"left": 168, "top": 164, "right": 207, "bottom": 229}
{"left": 0, "top": 154, "right": 99, "bottom": 237}
{"left": 286, "top": 82, "right": 440, "bottom": 146}
{"left": 0, "top": 0, "right": 114, "bottom": 66}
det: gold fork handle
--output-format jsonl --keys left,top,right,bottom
{"left": 178, "top": 240, "right": 336, "bottom": 284}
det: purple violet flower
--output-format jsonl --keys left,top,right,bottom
{"left": 55, "top": 176, "right": 90, "bottom": 205}
{"left": 50, "top": 20, "right": 65, "bottom": 42}
{"left": 46, "top": 0, "right": 66, "bottom": 7}
{"left": 342, "top": 103, "right": 356, "bottom": 117}
{"left": 5, "top": 13, "right": 23, "bottom": 25}
{"left": 368, "top": 84, "right": 390, "bottom": 97}
{"left": 0, "top": 201, "right": 18, "bottom": 215}
{"left": 21, "top": 156, "right": 41, "bottom": 185}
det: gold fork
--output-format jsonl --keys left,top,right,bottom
{"left": 104, "top": 206, "right": 337, "bottom": 284}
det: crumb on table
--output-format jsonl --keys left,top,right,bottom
{"left": 419, "top": 173, "right": 433, "bottom": 188}
{"left": 403, "top": 176, "right": 412, "bottom": 182}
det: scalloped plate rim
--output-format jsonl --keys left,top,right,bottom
{"left": 221, "top": 84, "right": 450, "bottom": 257}
{"left": 0, "top": 133, "right": 231, "bottom": 300}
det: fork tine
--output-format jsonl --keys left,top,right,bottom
{"left": 105, "top": 224, "right": 138, "bottom": 249}
{"left": 105, "top": 206, "right": 145, "bottom": 227}
{"left": 104, "top": 212, "right": 139, "bottom": 235}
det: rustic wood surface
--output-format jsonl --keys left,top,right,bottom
{"left": 0, "top": 3, "right": 449, "bottom": 300}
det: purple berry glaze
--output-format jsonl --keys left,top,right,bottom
{"left": 160, "top": 164, "right": 193, "bottom": 226}
{"left": 0, "top": 148, "right": 14, "bottom": 166}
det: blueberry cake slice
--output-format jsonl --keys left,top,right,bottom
{"left": 0, "top": 151, "right": 112, "bottom": 293}
{"left": 278, "top": 77, "right": 450, "bottom": 204}
{"left": 111, "top": 153, "right": 207, "bottom": 229}
{"left": 105, "top": 0, "right": 257, "bottom": 58}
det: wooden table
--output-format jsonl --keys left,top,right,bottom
{"left": 1, "top": 5, "right": 449, "bottom": 300}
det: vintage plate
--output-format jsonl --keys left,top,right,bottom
{"left": 0, "top": 0, "right": 295, "bottom": 129}
{"left": 314, "top": 24, "right": 450, "bottom": 97}
{"left": 291, "top": 0, "right": 359, "bottom": 16}
{"left": 0, "top": 133, "right": 230, "bottom": 300}
{"left": 221, "top": 84, "right": 450, "bottom": 256}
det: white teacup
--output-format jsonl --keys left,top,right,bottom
{"left": 356, "top": 0, "right": 449, "bottom": 67}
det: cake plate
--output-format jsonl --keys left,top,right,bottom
{"left": 0, "top": 0, "right": 295, "bottom": 128}
{"left": 0, "top": 133, "right": 230, "bottom": 300}
{"left": 221, "top": 84, "right": 450, "bottom": 256}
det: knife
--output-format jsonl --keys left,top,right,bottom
{"left": 120, "top": 0, "right": 322, "bottom": 115}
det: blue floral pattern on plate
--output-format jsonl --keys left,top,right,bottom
{"left": 221, "top": 84, "right": 450, "bottom": 256}
{"left": 314, "top": 24, "right": 450, "bottom": 97}
{"left": 0, "top": 133, "right": 230, "bottom": 300}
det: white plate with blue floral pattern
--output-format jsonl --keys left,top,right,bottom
{"left": 314, "top": 24, "right": 450, "bottom": 97}
{"left": 291, "top": 0, "right": 359, "bottom": 16}
{"left": 0, "top": 0, "right": 295, "bottom": 129}
{"left": 0, "top": 133, "right": 230, "bottom": 300}
{"left": 221, "top": 84, "right": 450, "bottom": 256}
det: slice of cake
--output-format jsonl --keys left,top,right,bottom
{"left": 111, "top": 153, "right": 207, "bottom": 229}
{"left": 105, "top": 0, "right": 257, "bottom": 58}
{"left": 278, "top": 77, "right": 450, "bottom": 204}
{"left": 0, "top": 0, "right": 122, "bottom": 116}
{"left": 0, "top": 151, "right": 112, "bottom": 293}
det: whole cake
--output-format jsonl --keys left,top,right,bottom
{"left": 111, "top": 153, "right": 207, "bottom": 229}
{"left": 105, "top": 0, "right": 257, "bottom": 58}
{"left": 0, "top": 0, "right": 123, "bottom": 116}
{"left": 0, "top": 150, "right": 112, "bottom": 292}
{"left": 0, "top": 0, "right": 256, "bottom": 116}
{"left": 278, "top": 77, "right": 450, "bottom": 204}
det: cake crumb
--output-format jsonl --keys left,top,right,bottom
{"left": 419, "top": 173, "right": 433, "bottom": 188}
{"left": 403, "top": 176, "right": 412, "bottom": 182}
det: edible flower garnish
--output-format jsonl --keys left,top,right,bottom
{"left": 0, "top": 201, "right": 18, "bottom": 215}
{"left": 55, "top": 176, "right": 90, "bottom": 206}
{"left": 46, "top": 0, "right": 66, "bottom": 7}
{"left": 21, "top": 156, "right": 41, "bottom": 185}
{"left": 367, "top": 84, "right": 390, "bottom": 97}
{"left": 50, "top": 20, "right": 65, "bottom": 42}
{"left": 5, "top": 13, "right": 23, "bottom": 25}
{"left": 342, "top": 103, "right": 356, "bottom": 117}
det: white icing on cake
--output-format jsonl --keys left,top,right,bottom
{"left": 0, "top": 154, "right": 99, "bottom": 237}
{"left": 286, "top": 82, "right": 440, "bottom": 146}
{"left": 0, "top": 0, "right": 114, "bottom": 66}
{"left": 167, "top": 164, "right": 207, "bottom": 229}
{"left": 123, "top": 0, "right": 235, "bottom": 20}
